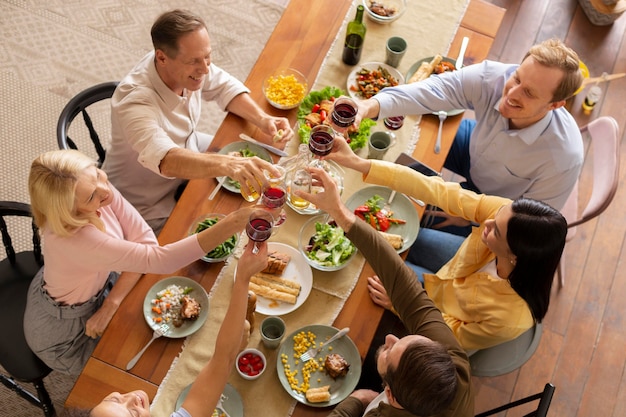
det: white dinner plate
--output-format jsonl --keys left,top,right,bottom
{"left": 142, "top": 276, "right": 209, "bottom": 338}
{"left": 216, "top": 141, "right": 273, "bottom": 194}
{"left": 344, "top": 185, "right": 420, "bottom": 253}
{"left": 175, "top": 383, "right": 243, "bottom": 416}
{"left": 347, "top": 62, "right": 404, "bottom": 100}
{"left": 237, "top": 242, "right": 313, "bottom": 316}
{"left": 277, "top": 325, "right": 361, "bottom": 407}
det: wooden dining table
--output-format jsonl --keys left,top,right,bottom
{"left": 65, "top": 0, "right": 505, "bottom": 414}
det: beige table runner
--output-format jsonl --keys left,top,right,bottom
{"left": 151, "top": 1, "right": 468, "bottom": 416}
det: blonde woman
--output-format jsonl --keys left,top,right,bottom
{"left": 24, "top": 149, "right": 256, "bottom": 375}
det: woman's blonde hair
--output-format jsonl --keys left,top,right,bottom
{"left": 29, "top": 149, "right": 105, "bottom": 237}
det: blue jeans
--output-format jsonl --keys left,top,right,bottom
{"left": 443, "top": 118, "right": 480, "bottom": 193}
{"left": 406, "top": 228, "right": 466, "bottom": 276}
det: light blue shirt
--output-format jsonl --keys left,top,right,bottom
{"left": 374, "top": 60, "right": 583, "bottom": 210}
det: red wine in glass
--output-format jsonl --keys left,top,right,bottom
{"left": 309, "top": 128, "right": 334, "bottom": 157}
{"left": 331, "top": 98, "right": 357, "bottom": 130}
{"left": 246, "top": 211, "right": 273, "bottom": 253}
{"left": 261, "top": 186, "right": 287, "bottom": 209}
{"left": 384, "top": 116, "right": 405, "bottom": 130}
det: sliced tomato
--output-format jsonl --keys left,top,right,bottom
{"left": 376, "top": 212, "right": 390, "bottom": 232}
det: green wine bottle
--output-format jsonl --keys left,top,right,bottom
{"left": 342, "top": 5, "right": 366, "bottom": 65}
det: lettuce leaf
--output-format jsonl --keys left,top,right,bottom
{"left": 297, "top": 86, "right": 376, "bottom": 151}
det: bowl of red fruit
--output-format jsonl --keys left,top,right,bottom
{"left": 236, "top": 348, "right": 266, "bottom": 380}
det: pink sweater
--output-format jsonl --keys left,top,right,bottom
{"left": 42, "top": 184, "right": 205, "bottom": 305}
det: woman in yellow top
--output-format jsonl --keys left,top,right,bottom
{"left": 325, "top": 139, "right": 567, "bottom": 350}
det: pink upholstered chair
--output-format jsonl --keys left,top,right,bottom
{"left": 557, "top": 116, "right": 620, "bottom": 287}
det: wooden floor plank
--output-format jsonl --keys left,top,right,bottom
{"left": 475, "top": 2, "right": 626, "bottom": 416}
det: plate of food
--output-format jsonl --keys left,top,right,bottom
{"left": 277, "top": 325, "right": 361, "bottom": 407}
{"left": 296, "top": 86, "right": 376, "bottom": 152}
{"left": 143, "top": 276, "right": 209, "bottom": 338}
{"left": 175, "top": 383, "right": 243, "bottom": 417}
{"left": 405, "top": 55, "right": 464, "bottom": 116}
{"left": 216, "top": 141, "right": 273, "bottom": 194}
{"left": 345, "top": 185, "right": 419, "bottom": 253}
{"left": 347, "top": 62, "right": 404, "bottom": 100}
{"left": 244, "top": 242, "right": 313, "bottom": 316}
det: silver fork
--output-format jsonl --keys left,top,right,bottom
{"left": 216, "top": 394, "right": 231, "bottom": 417}
{"left": 126, "top": 323, "right": 169, "bottom": 370}
{"left": 434, "top": 110, "right": 447, "bottom": 154}
{"left": 300, "top": 327, "right": 349, "bottom": 362}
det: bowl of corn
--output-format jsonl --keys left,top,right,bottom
{"left": 263, "top": 68, "right": 308, "bottom": 110}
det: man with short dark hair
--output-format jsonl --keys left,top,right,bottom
{"left": 298, "top": 168, "right": 473, "bottom": 417}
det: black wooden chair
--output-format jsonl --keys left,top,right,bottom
{"left": 475, "top": 383, "right": 556, "bottom": 417}
{"left": 56, "top": 81, "right": 119, "bottom": 167}
{"left": 0, "top": 201, "right": 55, "bottom": 417}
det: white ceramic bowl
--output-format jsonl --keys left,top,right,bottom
{"left": 188, "top": 213, "right": 238, "bottom": 263}
{"left": 362, "top": 0, "right": 407, "bottom": 24}
{"left": 236, "top": 348, "right": 266, "bottom": 380}
{"left": 298, "top": 214, "right": 357, "bottom": 272}
{"left": 263, "top": 68, "right": 308, "bottom": 110}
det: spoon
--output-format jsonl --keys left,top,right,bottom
{"left": 434, "top": 110, "right": 447, "bottom": 154}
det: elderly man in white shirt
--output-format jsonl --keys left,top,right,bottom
{"left": 104, "top": 9, "right": 292, "bottom": 233}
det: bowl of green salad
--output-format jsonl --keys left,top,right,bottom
{"left": 298, "top": 214, "right": 357, "bottom": 272}
{"left": 188, "top": 214, "right": 239, "bottom": 263}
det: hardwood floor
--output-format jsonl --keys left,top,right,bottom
{"left": 473, "top": 1, "right": 626, "bottom": 416}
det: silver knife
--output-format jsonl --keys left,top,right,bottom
{"left": 238, "top": 133, "right": 289, "bottom": 157}
{"left": 456, "top": 36, "right": 469, "bottom": 70}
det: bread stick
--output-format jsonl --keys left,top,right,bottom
{"left": 253, "top": 272, "right": 301, "bottom": 290}
{"left": 249, "top": 282, "right": 297, "bottom": 304}
{"left": 378, "top": 231, "right": 403, "bottom": 249}
{"left": 305, "top": 385, "right": 331, "bottom": 403}
{"left": 251, "top": 275, "right": 300, "bottom": 296}
{"left": 409, "top": 54, "right": 443, "bottom": 83}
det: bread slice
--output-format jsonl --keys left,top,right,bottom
{"left": 261, "top": 251, "right": 291, "bottom": 275}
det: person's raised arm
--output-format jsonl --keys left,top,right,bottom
{"left": 323, "top": 137, "right": 371, "bottom": 176}
{"left": 295, "top": 167, "right": 356, "bottom": 232}
{"left": 181, "top": 242, "right": 268, "bottom": 417}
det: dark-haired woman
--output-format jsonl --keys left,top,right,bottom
{"left": 326, "top": 138, "right": 567, "bottom": 350}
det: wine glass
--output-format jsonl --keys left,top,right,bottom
{"left": 246, "top": 209, "right": 274, "bottom": 254}
{"left": 260, "top": 166, "right": 287, "bottom": 226}
{"left": 308, "top": 125, "right": 335, "bottom": 169}
{"left": 329, "top": 97, "right": 358, "bottom": 134}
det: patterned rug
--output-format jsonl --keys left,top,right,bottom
{"left": 0, "top": 0, "right": 287, "bottom": 415}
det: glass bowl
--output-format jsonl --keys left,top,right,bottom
{"left": 362, "top": 0, "right": 407, "bottom": 24}
{"left": 188, "top": 213, "right": 238, "bottom": 263}
{"left": 236, "top": 348, "right": 266, "bottom": 380}
{"left": 263, "top": 68, "right": 308, "bottom": 110}
{"left": 298, "top": 214, "right": 357, "bottom": 272}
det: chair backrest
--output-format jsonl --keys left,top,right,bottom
{"left": 56, "top": 81, "right": 119, "bottom": 167}
{"left": 0, "top": 201, "right": 48, "bottom": 380}
{"left": 561, "top": 116, "right": 620, "bottom": 230}
{"left": 0, "top": 201, "right": 42, "bottom": 266}
{"left": 475, "top": 383, "right": 555, "bottom": 417}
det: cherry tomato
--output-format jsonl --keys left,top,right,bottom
{"left": 311, "top": 103, "right": 321, "bottom": 113}
{"left": 319, "top": 109, "right": 327, "bottom": 122}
